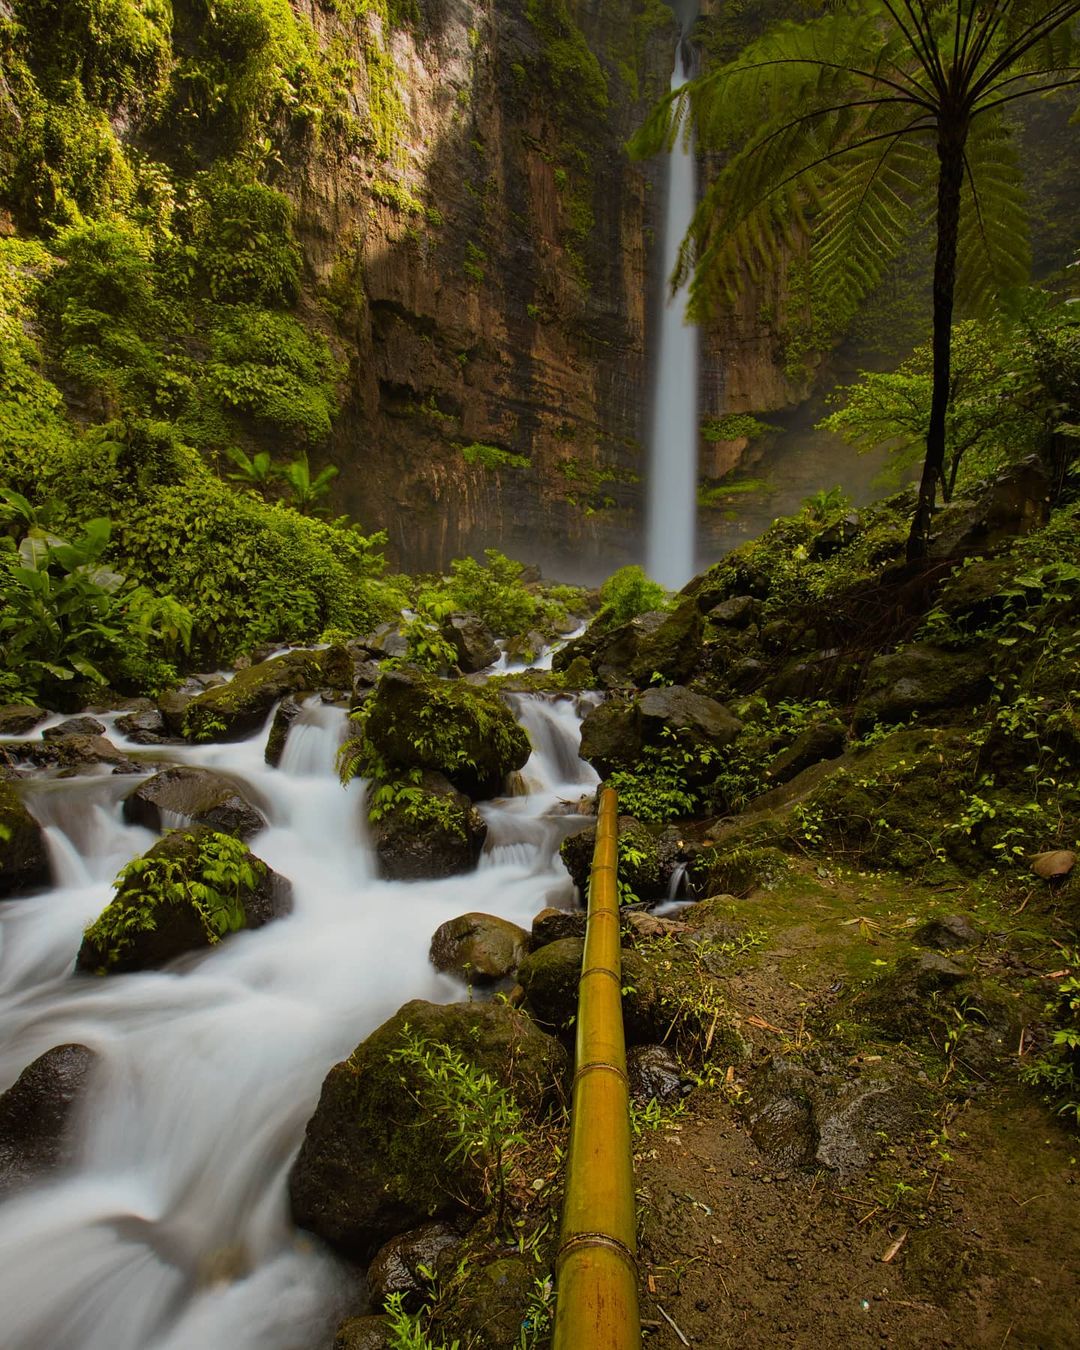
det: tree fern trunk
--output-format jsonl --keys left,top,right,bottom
{"left": 908, "top": 125, "right": 965, "bottom": 561}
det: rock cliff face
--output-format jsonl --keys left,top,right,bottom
{"left": 286, "top": 0, "right": 678, "bottom": 577}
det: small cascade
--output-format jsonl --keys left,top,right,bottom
{"left": 0, "top": 684, "right": 599, "bottom": 1350}
{"left": 645, "top": 27, "right": 700, "bottom": 591}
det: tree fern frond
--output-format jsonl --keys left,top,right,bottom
{"left": 955, "top": 112, "right": 1029, "bottom": 313}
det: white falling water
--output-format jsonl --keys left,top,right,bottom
{"left": 0, "top": 693, "right": 596, "bottom": 1350}
{"left": 646, "top": 39, "right": 700, "bottom": 592}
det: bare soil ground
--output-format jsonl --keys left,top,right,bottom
{"left": 631, "top": 863, "right": 1080, "bottom": 1349}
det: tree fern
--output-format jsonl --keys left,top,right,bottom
{"left": 631, "top": 0, "right": 1080, "bottom": 556}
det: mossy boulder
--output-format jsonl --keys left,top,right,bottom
{"left": 182, "top": 650, "right": 326, "bottom": 741}
{"left": 554, "top": 600, "right": 703, "bottom": 687}
{"left": 122, "top": 767, "right": 266, "bottom": 838}
{"left": 0, "top": 1043, "right": 96, "bottom": 1195}
{"left": 333, "top": 1318, "right": 391, "bottom": 1350}
{"left": 371, "top": 774, "right": 487, "bottom": 881}
{"left": 76, "top": 827, "right": 291, "bottom": 974}
{"left": 429, "top": 912, "right": 530, "bottom": 983}
{"left": 854, "top": 642, "right": 992, "bottom": 728}
{"left": 359, "top": 669, "right": 530, "bottom": 799}
{"left": 441, "top": 613, "right": 499, "bottom": 673}
{"left": 368, "top": 1221, "right": 463, "bottom": 1310}
{"left": 517, "top": 936, "right": 583, "bottom": 1029}
{"left": 289, "top": 999, "right": 567, "bottom": 1258}
{"left": 444, "top": 1255, "right": 536, "bottom": 1349}
{"left": 578, "top": 686, "right": 741, "bottom": 783}
{"left": 0, "top": 781, "right": 49, "bottom": 897}
{"left": 560, "top": 817, "right": 662, "bottom": 900}
{"left": 0, "top": 704, "right": 47, "bottom": 736}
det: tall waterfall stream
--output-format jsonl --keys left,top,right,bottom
{"left": 0, "top": 689, "right": 598, "bottom": 1349}
{"left": 645, "top": 34, "right": 700, "bottom": 592}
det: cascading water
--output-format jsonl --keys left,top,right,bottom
{"left": 0, "top": 690, "right": 597, "bottom": 1349}
{"left": 645, "top": 19, "right": 700, "bottom": 592}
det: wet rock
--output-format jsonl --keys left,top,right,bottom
{"left": 0, "top": 705, "right": 47, "bottom": 736}
{"left": 441, "top": 613, "right": 499, "bottom": 673}
{"left": 857, "top": 953, "right": 970, "bottom": 1039}
{"left": 855, "top": 642, "right": 992, "bottom": 726}
{"left": 638, "top": 686, "right": 742, "bottom": 768}
{"left": 264, "top": 697, "right": 302, "bottom": 768}
{"left": 0, "top": 781, "right": 49, "bottom": 896}
{"left": 516, "top": 937, "right": 582, "bottom": 1030}
{"left": 766, "top": 649, "right": 860, "bottom": 703}
{"left": 17, "top": 734, "right": 143, "bottom": 775}
{"left": 114, "top": 707, "right": 170, "bottom": 744}
{"left": 371, "top": 773, "right": 487, "bottom": 881}
{"left": 577, "top": 697, "right": 638, "bottom": 776}
{"left": 0, "top": 1044, "right": 96, "bottom": 1194}
{"left": 560, "top": 817, "right": 661, "bottom": 900}
{"left": 360, "top": 669, "right": 529, "bottom": 800}
{"left": 43, "top": 716, "right": 106, "bottom": 739}
{"left": 157, "top": 689, "right": 194, "bottom": 737}
{"left": 747, "top": 1054, "right": 927, "bottom": 1178}
{"left": 452, "top": 1255, "right": 535, "bottom": 1348}
{"left": 929, "top": 457, "right": 1050, "bottom": 558}
{"left": 182, "top": 650, "right": 325, "bottom": 741}
{"left": 321, "top": 644, "right": 355, "bottom": 692}
{"left": 333, "top": 1317, "right": 391, "bottom": 1350}
{"left": 914, "top": 914, "right": 982, "bottom": 950}
{"left": 289, "top": 999, "right": 566, "bottom": 1258}
{"left": 76, "top": 827, "right": 291, "bottom": 974}
{"left": 352, "top": 659, "right": 382, "bottom": 692}
{"left": 809, "top": 513, "right": 860, "bottom": 560}
{"left": 368, "top": 1222, "right": 462, "bottom": 1310}
{"left": 707, "top": 595, "right": 759, "bottom": 628}
{"left": 1031, "top": 849, "right": 1076, "bottom": 880}
{"left": 429, "top": 912, "right": 529, "bottom": 983}
{"left": 627, "top": 1045, "right": 683, "bottom": 1103}
{"left": 763, "top": 719, "right": 846, "bottom": 786}
{"left": 530, "top": 907, "right": 587, "bottom": 947}
{"left": 123, "top": 767, "right": 266, "bottom": 838}
{"left": 556, "top": 601, "right": 703, "bottom": 688}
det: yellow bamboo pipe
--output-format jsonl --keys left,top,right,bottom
{"left": 553, "top": 786, "right": 641, "bottom": 1350}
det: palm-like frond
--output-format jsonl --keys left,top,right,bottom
{"left": 955, "top": 112, "right": 1030, "bottom": 314}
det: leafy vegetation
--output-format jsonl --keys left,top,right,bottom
{"left": 82, "top": 830, "right": 266, "bottom": 971}
{"left": 632, "top": 0, "right": 1080, "bottom": 557}
{"left": 597, "top": 565, "right": 669, "bottom": 625}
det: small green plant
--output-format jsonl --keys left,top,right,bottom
{"left": 459, "top": 442, "right": 530, "bottom": 471}
{"left": 1022, "top": 953, "right": 1080, "bottom": 1129}
{"left": 278, "top": 453, "right": 339, "bottom": 514}
{"left": 383, "top": 1292, "right": 461, "bottom": 1350}
{"left": 389, "top": 1026, "right": 529, "bottom": 1220}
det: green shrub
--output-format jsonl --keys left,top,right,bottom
{"left": 598, "top": 564, "right": 669, "bottom": 625}
{"left": 195, "top": 170, "right": 300, "bottom": 305}
{"left": 207, "top": 306, "right": 339, "bottom": 442}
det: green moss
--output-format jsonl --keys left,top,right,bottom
{"left": 460, "top": 442, "right": 529, "bottom": 470}
{"left": 371, "top": 178, "right": 424, "bottom": 215}
{"left": 523, "top": 0, "right": 608, "bottom": 116}
{"left": 701, "top": 413, "right": 777, "bottom": 443}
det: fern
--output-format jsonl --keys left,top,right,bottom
{"left": 630, "top": 0, "right": 1080, "bottom": 555}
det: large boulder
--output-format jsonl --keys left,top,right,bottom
{"left": 289, "top": 999, "right": 566, "bottom": 1258}
{"left": 855, "top": 642, "right": 992, "bottom": 727}
{"left": 43, "top": 716, "right": 105, "bottom": 739}
{"left": 762, "top": 718, "right": 846, "bottom": 786}
{"left": 0, "top": 781, "right": 49, "bottom": 897}
{"left": 578, "top": 687, "right": 741, "bottom": 782}
{"left": 516, "top": 937, "right": 583, "bottom": 1029}
{"left": 182, "top": 650, "right": 326, "bottom": 742}
{"left": 11, "top": 734, "right": 143, "bottom": 776}
{"left": 0, "top": 705, "right": 47, "bottom": 736}
{"left": 122, "top": 767, "right": 265, "bottom": 838}
{"left": 76, "top": 828, "right": 291, "bottom": 974}
{"left": 429, "top": 912, "right": 530, "bottom": 983}
{"left": 559, "top": 817, "right": 662, "bottom": 901}
{"left": 114, "top": 706, "right": 171, "bottom": 744}
{"left": 555, "top": 601, "right": 703, "bottom": 688}
{"left": 441, "top": 613, "right": 499, "bottom": 673}
{"left": 359, "top": 670, "right": 530, "bottom": 800}
{"left": 370, "top": 773, "right": 487, "bottom": 881}
{"left": 0, "top": 1044, "right": 96, "bottom": 1194}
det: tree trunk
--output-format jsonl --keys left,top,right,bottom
{"left": 907, "top": 124, "right": 966, "bottom": 560}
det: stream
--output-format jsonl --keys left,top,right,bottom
{"left": 0, "top": 689, "right": 598, "bottom": 1349}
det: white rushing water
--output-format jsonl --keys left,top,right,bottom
{"left": 645, "top": 36, "right": 700, "bottom": 592}
{"left": 0, "top": 693, "right": 597, "bottom": 1350}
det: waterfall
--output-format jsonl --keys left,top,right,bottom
{"left": 645, "top": 32, "right": 700, "bottom": 592}
{"left": 0, "top": 692, "right": 596, "bottom": 1350}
